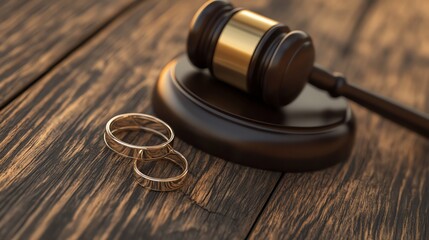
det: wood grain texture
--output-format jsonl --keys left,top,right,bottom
{"left": 1, "top": 0, "right": 428, "bottom": 239}
{"left": 0, "top": 0, "right": 136, "bottom": 108}
{"left": 0, "top": 0, "right": 282, "bottom": 239}
{"left": 249, "top": 0, "right": 429, "bottom": 239}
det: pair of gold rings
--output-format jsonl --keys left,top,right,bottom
{"left": 104, "top": 113, "right": 188, "bottom": 191}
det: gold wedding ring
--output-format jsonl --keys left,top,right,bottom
{"left": 104, "top": 113, "right": 188, "bottom": 191}
{"left": 104, "top": 113, "right": 174, "bottom": 160}
{"left": 133, "top": 150, "right": 188, "bottom": 191}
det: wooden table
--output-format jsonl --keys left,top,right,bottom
{"left": 1, "top": 0, "right": 428, "bottom": 239}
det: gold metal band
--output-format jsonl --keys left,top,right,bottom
{"left": 104, "top": 113, "right": 174, "bottom": 159}
{"left": 104, "top": 113, "right": 189, "bottom": 191}
{"left": 212, "top": 10, "right": 278, "bottom": 91}
{"left": 133, "top": 150, "right": 188, "bottom": 191}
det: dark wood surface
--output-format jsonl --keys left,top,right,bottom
{"left": 0, "top": 0, "right": 427, "bottom": 239}
{"left": 0, "top": 0, "right": 136, "bottom": 108}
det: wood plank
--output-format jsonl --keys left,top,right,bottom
{"left": 249, "top": 0, "right": 429, "bottom": 239}
{"left": 0, "top": 0, "right": 285, "bottom": 239}
{"left": 0, "top": 0, "right": 136, "bottom": 108}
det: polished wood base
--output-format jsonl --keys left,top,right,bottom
{"left": 153, "top": 55, "right": 356, "bottom": 171}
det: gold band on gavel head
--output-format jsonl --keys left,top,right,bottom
{"left": 212, "top": 10, "right": 278, "bottom": 91}
{"left": 187, "top": 0, "right": 315, "bottom": 106}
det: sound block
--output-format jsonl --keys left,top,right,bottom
{"left": 152, "top": 55, "right": 355, "bottom": 172}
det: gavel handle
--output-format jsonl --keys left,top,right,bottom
{"left": 309, "top": 65, "right": 429, "bottom": 138}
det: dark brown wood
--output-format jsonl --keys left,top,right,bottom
{"left": 153, "top": 55, "right": 355, "bottom": 172}
{"left": 0, "top": 1, "right": 281, "bottom": 239}
{"left": 0, "top": 0, "right": 428, "bottom": 239}
{"left": 0, "top": 0, "right": 136, "bottom": 108}
{"left": 249, "top": 0, "right": 429, "bottom": 239}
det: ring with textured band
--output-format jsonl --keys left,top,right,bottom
{"left": 104, "top": 113, "right": 174, "bottom": 160}
{"left": 133, "top": 150, "right": 188, "bottom": 191}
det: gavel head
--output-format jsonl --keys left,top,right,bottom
{"left": 187, "top": 0, "right": 315, "bottom": 106}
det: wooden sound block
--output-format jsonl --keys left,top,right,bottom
{"left": 152, "top": 55, "right": 356, "bottom": 172}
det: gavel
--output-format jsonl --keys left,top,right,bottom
{"left": 186, "top": 0, "right": 429, "bottom": 138}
